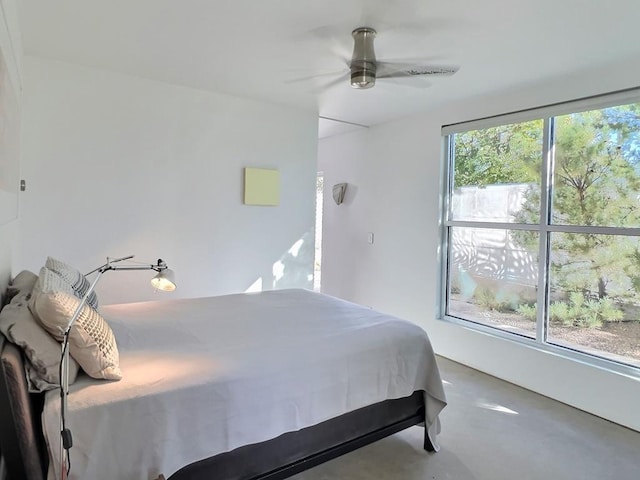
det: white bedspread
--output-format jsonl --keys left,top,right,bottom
{"left": 42, "top": 289, "right": 446, "bottom": 480}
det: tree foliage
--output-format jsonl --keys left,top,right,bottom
{"left": 453, "top": 120, "right": 542, "bottom": 187}
{"left": 453, "top": 104, "right": 640, "bottom": 317}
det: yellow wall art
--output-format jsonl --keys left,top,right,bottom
{"left": 244, "top": 168, "right": 280, "bottom": 206}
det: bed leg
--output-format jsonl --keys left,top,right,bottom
{"left": 423, "top": 428, "right": 435, "bottom": 452}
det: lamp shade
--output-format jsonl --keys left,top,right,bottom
{"left": 151, "top": 268, "right": 177, "bottom": 292}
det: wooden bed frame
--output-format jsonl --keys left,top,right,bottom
{"left": 0, "top": 334, "right": 434, "bottom": 480}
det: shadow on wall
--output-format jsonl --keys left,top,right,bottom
{"left": 0, "top": 222, "right": 16, "bottom": 304}
{"left": 245, "top": 229, "right": 315, "bottom": 292}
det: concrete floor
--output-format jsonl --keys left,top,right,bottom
{"left": 292, "top": 357, "right": 640, "bottom": 480}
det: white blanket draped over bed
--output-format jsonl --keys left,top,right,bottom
{"left": 42, "top": 289, "right": 447, "bottom": 480}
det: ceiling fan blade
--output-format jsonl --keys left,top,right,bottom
{"left": 317, "top": 73, "right": 350, "bottom": 91}
{"left": 376, "top": 62, "right": 459, "bottom": 79}
{"left": 292, "top": 72, "right": 350, "bottom": 94}
{"left": 283, "top": 70, "right": 347, "bottom": 85}
{"left": 377, "top": 76, "right": 432, "bottom": 89}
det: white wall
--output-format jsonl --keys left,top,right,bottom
{"left": 0, "top": 0, "right": 22, "bottom": 300}
{"left": 19, "top": 57, "right": 318, "bottom": 305}
{"left": 319, "top": 59, "right": 640, "bottom": 431}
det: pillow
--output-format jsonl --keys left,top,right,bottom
{"left": 0, "top": 291, "right": 80, "bottom": 392}
{"left": 5, "top": 270, "right": 38, "bottom": 303}
{"left": 29, "top": 268, "right": 121, "bottom": 381}
{"left": 45, "top": 256, "right": 99, "bottom": 309}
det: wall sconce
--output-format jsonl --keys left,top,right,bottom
{"left": 332, "top": 183, "right": 348, "bottom": 205}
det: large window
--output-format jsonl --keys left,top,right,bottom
{"left": 442, "top": 97, "right": 640, "bottom": 370}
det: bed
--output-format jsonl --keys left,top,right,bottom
{"left": 1, "top": 281, "right": 447, "bottom": 480}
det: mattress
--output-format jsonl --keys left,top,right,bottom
{"left": 41, "top": 289, "right": 447, "bottom": 480}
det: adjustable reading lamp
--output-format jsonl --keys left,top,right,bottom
{"left": 59, "top": 255, "right": 176, "bottom": 479}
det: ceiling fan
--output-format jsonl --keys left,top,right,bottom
{"left": 337, "top": 27, "right": 459, "bottom": 90}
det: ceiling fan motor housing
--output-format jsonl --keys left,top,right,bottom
{"left": 350, "top": 27, "right": 377, "bottom": 89}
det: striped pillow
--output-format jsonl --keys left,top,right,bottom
{"left": 45, "top": 256, "right": 99, "bottom": 309}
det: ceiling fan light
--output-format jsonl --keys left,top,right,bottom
{"left": 350, "top": 70, "right": 376, "bottom": 89}
{"left": 351, "top": 68, "right": 376, "bottom": 89}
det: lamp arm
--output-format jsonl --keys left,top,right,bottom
{"left": 107, "top": 262, "right": 168, "bottom": 272}
{"left": 62, "top": 268, "right": 105, "bottom": 334}
{"left": 59, "top": 267, "right": 105, "bottom": 479}
{"left": 64, "top": 256, "right": 168, "bottom": 339}
{"left": 84, "top": 255, "right": 135, "bottom": 276}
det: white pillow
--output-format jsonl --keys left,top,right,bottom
{"left": 0, "top": 291, "right": 80, "bottom": 392}
{"left": 29, "top": 267, "right": 121, "bottom": 381}
{"left": 45, "top": 256, "right": 99, "bottom": 309}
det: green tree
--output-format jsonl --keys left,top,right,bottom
{"left": 516, "top": 107, "right": 640, "bottom": 304}
{"left": 453, "top": 120, "right": 542, "bottom": 188}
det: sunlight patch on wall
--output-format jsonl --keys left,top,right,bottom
{"left": 272, "top": 231, "right": 315, "bottom": 290}
{"left": 288, "top": 239, "right": 304, "bottom": 257}
{"left": 273, "top": 260, "right": 285, "bottom": 283}
{"left": 245, "top": 277, "right": 263, "bottom": 293}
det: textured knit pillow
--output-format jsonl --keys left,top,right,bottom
{"left": 29, "top": 268, "right": 121, "bottom": 380}
{"left": 0, "top": 291, "right": 80, "bottom": 392}
{"left": 45, "top": 256, "right": 99, "bottom": 309}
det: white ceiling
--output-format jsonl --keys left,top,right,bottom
{"left": 20, "top": 0, "right": 640, "bottom": 137}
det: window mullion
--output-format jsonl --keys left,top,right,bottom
{"left": 439, "top": 135, "right": 455, "bottom": 318}
{"left": 535, "top": 117, "right": 554, "bottom": 344}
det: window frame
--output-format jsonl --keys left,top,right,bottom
{"left": 438, "top": 88, "right": 640, "bottom": 378}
